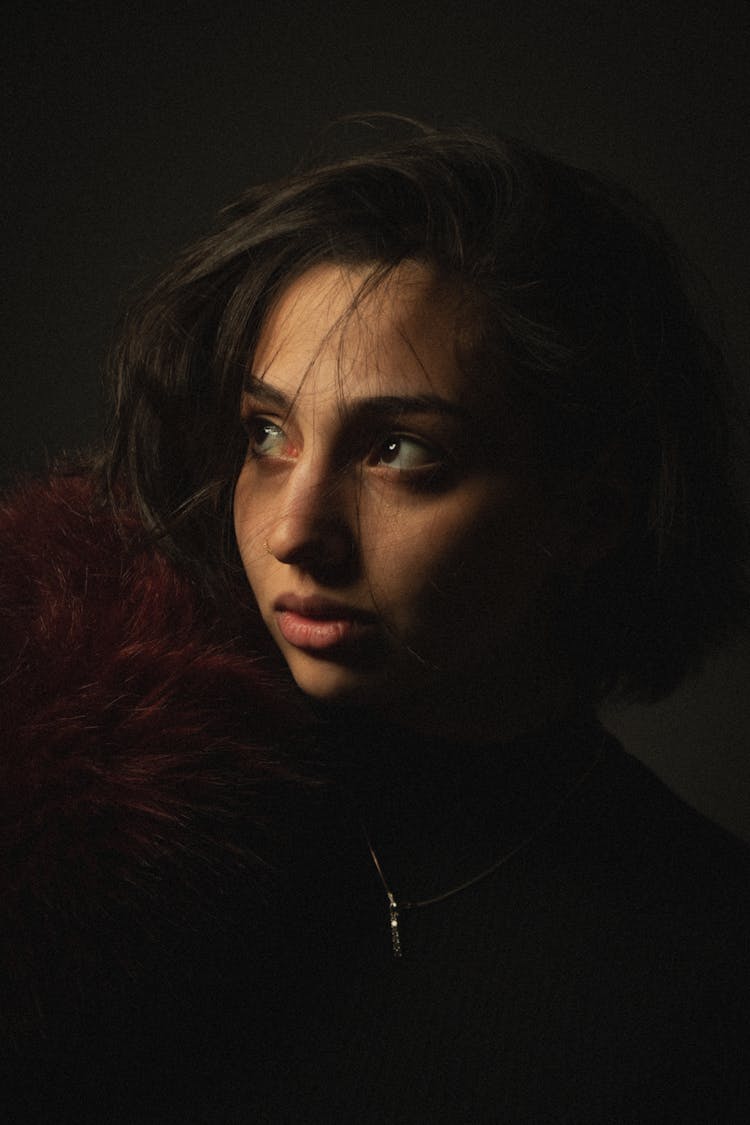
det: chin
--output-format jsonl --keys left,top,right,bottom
{"left": 284, "top": 651, "right": 392, "bottom": 706}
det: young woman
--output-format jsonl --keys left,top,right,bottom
{"left": 2, "top": 120, "right": 748, "bottom": 1122}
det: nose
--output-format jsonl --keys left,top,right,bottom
{"left": 264, "top": 467, "right": 357, "bottom": 581}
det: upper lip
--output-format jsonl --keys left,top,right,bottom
{"left": 273, "top": 594, "right": 377, "bottom": 622}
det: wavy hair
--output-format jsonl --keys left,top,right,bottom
{"left": 100, "top": 117, "right": 748, "bottom": 702}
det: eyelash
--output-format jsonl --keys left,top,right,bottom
{"left": 241, "top": 414, "right": 446, "bottom": 478}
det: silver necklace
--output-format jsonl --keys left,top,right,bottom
{"left": 364, "top": 749, "right": 603, "bottom": 959}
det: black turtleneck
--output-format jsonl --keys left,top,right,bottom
{"left": 242, "top": 716, "right": 749, "bottom": 1124}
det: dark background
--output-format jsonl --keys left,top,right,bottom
{"left": 3, "top": 0, "right": 749, "bottom": 839}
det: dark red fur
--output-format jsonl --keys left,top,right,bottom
{"left": 0, "top": 475, "right": 319, "bottom": 1076}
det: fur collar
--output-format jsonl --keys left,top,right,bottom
{"left": 0, "top": 474, "right": 326, "bottom": 1079}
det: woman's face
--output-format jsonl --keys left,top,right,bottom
{"left": 234, "top": 262, "right": 571, "bottom": 737}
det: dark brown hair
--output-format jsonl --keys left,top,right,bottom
{"left": 101, "top": 117, "right": 747, "bottom": 703}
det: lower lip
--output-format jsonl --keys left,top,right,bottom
{"left": 276, "top": 610, "right": 374, "bottom": 651}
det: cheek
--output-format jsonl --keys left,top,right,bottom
{"left": 363, "top": 486, "right": 556, "bottom": 634}
{"left": 233, "top": 468, "right": 266, "bottom": 580}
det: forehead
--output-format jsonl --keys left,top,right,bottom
{"left": 251, "top": 262, "right": 473, "bottom": 403}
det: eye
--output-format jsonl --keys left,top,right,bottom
{"left": 244, "top": 416, "right": 294, "bottom": 459}
{"left": 372, "top": 435, "right": 440, "bottom": 472}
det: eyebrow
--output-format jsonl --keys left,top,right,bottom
{"left": 243, "top": 374, "right": 467, "bottom": 420}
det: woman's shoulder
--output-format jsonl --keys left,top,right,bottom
{"left": 592, "top": 731, "right": 749, "bottom": 867}
{"left": 563, "top": 729, "right": 749, "bottom": 962}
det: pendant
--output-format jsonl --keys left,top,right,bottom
{"left": 387, "top": 891, "right": 402, "bottom": 959}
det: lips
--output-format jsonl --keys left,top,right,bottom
{"left": 272, "top": 595, "right": 378, "bottom": 652}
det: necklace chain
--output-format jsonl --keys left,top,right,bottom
{"left": 364, "top": 747, "right": 604, "bottom": 959}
